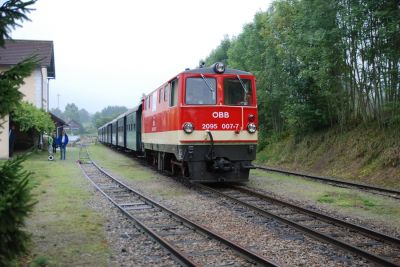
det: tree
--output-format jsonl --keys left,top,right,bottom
{"left": 0, "top": 1, "right": 38, "bottom": 265}
{"left": 92, "top": 105, "right": 127, "bottom": 128}
{"left": 0, "top": 154, "right": 36, "bottom": 266}
{"left": 203, "top": 35, "right": 231, "bottom": 66}
{"left": 50, "top": 107, "right": 64, "bottom": 120}
{"left": 0, "top": 0, "right": 36, "bottom": 47}
{"left": 203, "top": 0, "right": 400, "bottom": 139}
{"left": 78, "top": 108, "right": 90, "bottom": 123}
{"left": 11, "top": 101, "right": 55, "bottom": 134}
{"left": 63, "top": 103, "right": 80, "bottom": 122}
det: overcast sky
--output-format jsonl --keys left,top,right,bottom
{"left": 11, "top": 0, "right": 272, "bottom": 114}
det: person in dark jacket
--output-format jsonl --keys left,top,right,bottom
{"left": 52, "top": 132, "right": 57, "bottom": 153}
{"left": 9, "top": 124, "right": 16, "bottom": 157}
{"left": 57, "top": 130, "right": 69, "bottom": 160}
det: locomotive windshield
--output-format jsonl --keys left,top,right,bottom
{"left": 185, "top": 77, "right": 216, "bottom": 105}
{"left": 224, "top": 78, "right": 253, "bottom": 106}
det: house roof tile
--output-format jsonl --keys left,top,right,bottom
{"left": 0, "top": 39, "right": 55, "bottom": 78}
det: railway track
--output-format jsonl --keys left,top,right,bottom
{"left": 78, "top": 146, "right": 278, "bottom": 267}
{"left": 256, "top": 166, "right": 400, "bottom": 200}
{"left": 197, "top": 184, "right": 400, "bottom": 267}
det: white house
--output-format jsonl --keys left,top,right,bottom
{"left": 0, "top": 39, "right": 56, "bottom": 159}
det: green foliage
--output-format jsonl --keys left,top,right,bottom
{"left": 51, "top": 105, "right": 92, "bottom": 131}
{"left": 0, "top": 57, "right": 37, "bottom": 118}
{"left": 78, "top": 108, "right": 90, "bottom": 123}
{"left": 11, "top": 101, "right": 55, "bottom": 134}
{"left": 203, "top": 35, "right": 231, "bottom": 66}
{"left": 0, "top": 0, "right": 37, "bottom": 46}
{"left": 0, "top": 154, "right": 36, "bottom": 266}
{"left": 49, "top": 107, "right": 64, "bottom": 120}
{"left": 0, "top": 1, "right": 40, "bottom": 265}
{"left": 63, "top": 103, "right": 79, "bottom": 122}
{"left": 51, "top": 104, "right": 82, "bottom": 123}
{"left": 32, "top": 255, "right": 50, "bottom": 267}
{"left": 92, "top": 105, "right": 128, "bottom": 128}
{"left": 203, "top": 0, "right": 400, "bottom": 139}
{"left": 318, "top": 192, "right": 377, "bottom": 209}
{"left": 94, "top": 116, "right": 113, "bottom": 128}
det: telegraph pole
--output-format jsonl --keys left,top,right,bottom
{"left": 57, "top": 94, "right": 60, "bottom": 109}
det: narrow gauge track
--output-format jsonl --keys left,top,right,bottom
{"left": 78, "top": 147, "right": 278, "bottom": 267}
{"left": 197, "top": 184, "right": 400, "bottom": 267}
{"left": 256, "top": 166, "right": 400, "bottom": 200}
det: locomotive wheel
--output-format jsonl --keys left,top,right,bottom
{"left": 182, "top": 162, "right": 190, "bottom": 178}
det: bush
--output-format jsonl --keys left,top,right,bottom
{"left": 0, "top": 154, "right": 36, "bottom": 266}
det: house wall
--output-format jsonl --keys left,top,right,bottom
{"left": 0, "top": 66, "right": 49, "bottom": 158}
{"left": 19, "top": 68, "right": 41, "bottom": 108}
{"left": 41, "top": 67, "right": 49, "bottom": 111}
{"left": 0, "top": 115, "right": 10, "bottom": 159}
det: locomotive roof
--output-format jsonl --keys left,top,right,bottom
{"left": 182, "top": 66, "right": 252, "bottom": 76}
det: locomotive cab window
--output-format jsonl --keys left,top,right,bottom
{"left": 224, "top": 77, "right": 253, "bottom": 106}
{"left": 164, "top": 84, "right": 169, "bottom": 102}
{"left": 185, "top": 77, "right": 216, "bottom": 105}
{"left": 170, "top": 79, "right": 179, "bottom": 107}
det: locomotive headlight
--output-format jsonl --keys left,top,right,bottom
{"left": 183, "top": 122, "right": 194, "bottom": 134}
{"left": 247, "top": 123, "right": 257, "bottom": 133}
{"left": 213, "top": 62, "right": 225, "bottom": 73}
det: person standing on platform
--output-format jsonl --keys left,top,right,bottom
{"left": 57, "top": 130, "right": 69, "bottom": 160}
{"left": 9, "top": 124, "right": 16, "bottom": 157}
{"left": 52, "top": 132, "right": 57, "bottom": 153}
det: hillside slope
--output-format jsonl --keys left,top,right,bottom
{"left": 257, "top": 125, "right": 400, "bottom": 189}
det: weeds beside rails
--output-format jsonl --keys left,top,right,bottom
{"left": 78, "top": 144, "right": 92, "bottom": 164}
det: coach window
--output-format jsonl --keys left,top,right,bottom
{"left": 185, "top": 77, "right": 216, "bottom": 105}
{"left": 223, "top": 77, "right": 253, "bottom": 106}
{"left": 170, "top": 79, "right": 178, "bottom": 107}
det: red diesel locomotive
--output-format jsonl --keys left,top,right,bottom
{"left": 142, "top": 62, "right": 258, "bottom": 182}
{"left": 99, "top": 62, "right": 258, "bottom": 182}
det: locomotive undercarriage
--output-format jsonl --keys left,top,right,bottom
{"left": 143, "top": 143, "right": 256, "bottom": 183}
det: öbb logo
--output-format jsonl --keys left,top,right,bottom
{"left": 212, "top": 112, "right": 230, "bottom": 119}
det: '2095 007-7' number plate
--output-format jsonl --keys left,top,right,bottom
{"left": 201, "top": 123, "right": 240, "bottom": 130}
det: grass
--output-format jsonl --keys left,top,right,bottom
{"left": 31, "top": 255, "right": 49, "bottom": 267}
{"left": 256, "top": 124, "right": 400, "bottom": 188}
{"left": 88, "top": 143, "right": 188, "bottom": 198}
{"left": 19, "top": 148, "right": 110, "bottom": 266}
{"left": 249, "top": 169, "right": 400, "bottom": 229}
{"left": 317, "top": 192, "right": 377, "bottom": 209}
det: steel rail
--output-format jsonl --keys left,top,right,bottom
{"left": 198, "top": 184, "right": 400, "bottom": 267}
{"left": 79, "top": 163, "right": 198, "bottom": 267}
{"left": 256, "top": 165, "right": 400, "bottom": 200}
{"left": 79, "top": 156, "right": 279, "bottom": 266}
{"left": 235, "top": 186, "right": 400, "bottom": 245}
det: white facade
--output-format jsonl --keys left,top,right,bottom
{"left": 0, "top": 66, "right": 50, "bottom": 159}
